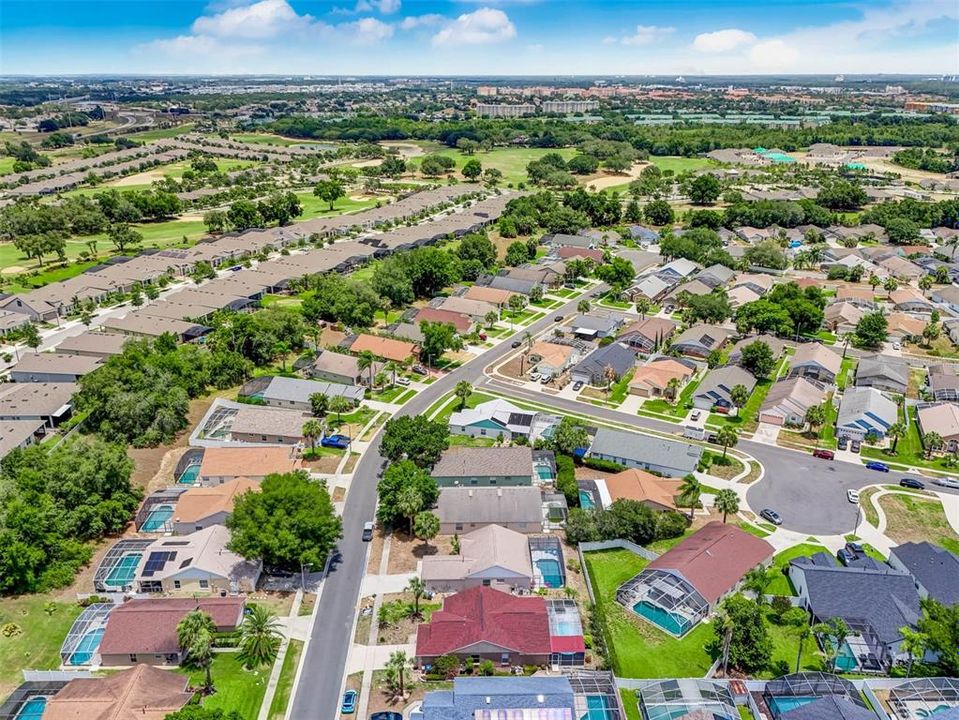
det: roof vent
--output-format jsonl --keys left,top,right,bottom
{"left": 497, "top": 487, "right": 503, "bottom": 497}
{"left": 485, "top": 696, "right": 491, "bottom": 704}
{"left": 537, "top": 694, "right": 545, "bottom": 703}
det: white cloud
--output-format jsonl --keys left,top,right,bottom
{"left": 192, "top": 0, "right": 315, "bottom": 39}
{"left": 692, "top": 28, "right": 757, "bottom": 53}
{"left": 336, "top": 0, "right": 401, "bottom": 14}
{"left": 400, "top": 13, "right": 445, "bottom": 30}
{"left": 620, "top": 25, "right": 674, "bottom": 46}
{"left": 527, "top": 43, "right": 544, "bottom": 53}
{"left": 748, "top": 39, "right": 800, "bottom": 70}
{"left": 343, "top": 17, "right": 395, "bottom": 44}
{"left": 432, "top": 8, "right": 516, "bottom": 46}
{"left": 137, "top": 33, "right": 264, "bottom": 62}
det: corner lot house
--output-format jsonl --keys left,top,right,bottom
{"left": 437, "top": 487, "right": 543, "bottom": 534}
{"left": 99, "top": 597, "right": 245, "bottom": 666}
{"left": 855, "top": 356, "right": 909, "bottom": 394}
{"left": 431, "top": 447, "right": 535, "bottom": 487}
{"left": 692, "top": 365, "right": 756, "bottom": 411}
{"left": 889, "top": 541, "right": 959, "bottom": 606}
{"left": 788, "top": 343, "right": 843, "bottom": 384}
{"left": 9, "top": 352, "right": 101, "bottom": 383}
{"left": 616, "top": 522, "right": 773, "bottom": 636}
{"left": 415, "top": 586, "right": 552, "bottom": 667}
{"left": 527, "top": 341, "right": 577, "bottom": 377}
{"left": 759, "top": 377, "right": 827, "bottom": 427}
{"left": 836, "top": 387, "right": 898, "bottom": 440}
{"left": 917, "top": 402, "right": 959, "bottom": 452}
{"left": 198, "top": 446, "right": 302, "bottom": 484}
{"left": 172, "top": 477, "right": 259, "bottom": 534}
{"left": 449, "top": 398, "right": 538, "bottom": 442}
{"left": 42, "top": 665, "right": 192, "bottom": 720}
{"left": 421, "top": 524, "right": 533, "bottom": 593}
{"left": 134, "top": 525, "right": 261, "bottom": 594}
{"left": 628, "top": 357, "right": 694, "bottom": 398}
{"left": 588, "top": 427, "right": 702, "bottom": 477}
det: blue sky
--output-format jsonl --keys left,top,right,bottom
{"left": 2, "top": 0, "right": 957, "bottom": 75}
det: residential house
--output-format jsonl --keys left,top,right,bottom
{"left": 414, "top": 307, "right": 474, "bottom": 334}
{"left": 855, "top": 356, "right": 909, "bottom": 394}
{"left": 835, "top": 285, "right": 876, "bottom": 308}
{"left": 628, "top": 357, "right": 695, "bottom": 398}
{"left": 411, "top": 676, "right": 575, "bottom": 720}
{"left": 788, "top": 343, "right": 843, "bottom": 384}
{"left": 879, "top": 256, "right": 924, "bottom": 282}
{"left": 727, "top": 334, "right": 786, "bottom": 366}
{"left": 670, "top": 324, "right": 734, "bottom": 359}
{"left": 420, "top": 525, "right": 534, "bottom": 593}
{"left": 0, "top": 420, "right": 44, "bottom": 460}
{"left": 198, "top": 446, "right": 302, "bottom": 484}
{"left": 727, "top": 285, "right": 762, "bottom": 308}
{"left": 0, "top": 293, "right": 59, "bottom": 322}
{"left": 8, "top": 353, "right": 101, "bottom": 383}
{"left": 431, "top": 447, "right": 536, "bottom": 488}
{"left": 929, "top": 365, "right": 959, "bottom": 402}
{"left": 437, "top": 296, "right": 502, "bottom": 322}
{"left": 56, "top": 331, "right": 129, "bottom": 359}
{"left": 134, "top": 525, "right": 261, "bottom": 594}
{"left": 626, "top": 225, "right": 660, "bottom": 245}
{"left": 759, "top": 377, "right": 828, "bottom": 427}
{"left": 788, "top": 558, "right": 921, "bottom": 672}
{"left": 557, "top": 246, "right": 603, "bottom": 264}
{"left": 627, "top": 275, "right": 673, "bottom": 303}
{"left": 732, "top": 273, "right": 775, "bottom": 296}
{"left": 240, "top": 375, "right": 364, "bottom": 410}
{"left": 617, "top": 316, "right": 677, "bottom": 353}
{"left": 449, "top": 398, "right": 538, "bottom": 442}
{"left": 917, "top": 402, "right": 959, "bottom": 452}
{"left": 527, "top": 341, "right": 578, "bottom": 377}
{"left": 664, "top": 279, "right": 714, "bottom": 307}
{"left": 229, "top": 404, "right": 311, "bottom": 445}
{"left": 41, "top": 665, "right": 193, "bottom": 720}
{"left": 0, "top": 309, "right": 30, "bottom": 336}
{"left": 657, "top": 258, "right": 701, "bottom": 283}
{"left": 889, "top": 542, "right": 959, "bottom": 606}
{"left": 488, "top": 274, "right": 542, "bottom": 296}
{"left": 569, "top": 313, "right": 623, "bottom": 340}
{"left": 696, "top": 264, "right": 736, "bottom": 289}
{"left": 506, "top": 263, "right": 565, "bottom": 289}
{"left": 692, "top": 365, "right": 757, "bottom": 411}
{"left": 309, "top": 351, "right": 383, "bottom": 386}
{"left": 0, "top": 382, "right": 76, "bottom": 428}
{"left": 776, "top": 697, "right": 880, "bottom": 720}
{"left": 836, "top": 387, "right": 898, "bottom": 441}
{"left": 98, "top": 597, "right": 245, "bottom": 666}
{"left": 415, "top": 586, "right": 553, "bottom": 667}
{"left": 546, "top": 233, "right": 596, "bottom": 249}
{"left": 463, "top": 285, "right": 514, "bottom": 307}
{"left": 588, "top": 427, "right": 702, "bottom": 477}
{"left": 889, "top": 288, "right": 935, "bottom": 314}
{"left": 886, "top": 312, "right": 926, "bottom": 342}
{"left": 931, "top": 285, "right": 959, "bottom": 314}
{"left": 825, "top": 301, "right": 865, "bottom": 334}
{"left": 569, "top": 343, "right": 636, "bottom": 386}
{"left": 597, "top": 468, "right": 683, "bottom": 512}
{"left": 436, "top": 487, "right": 543, "bottom": 534}
{"left": 617, "top": 249, "right": 662, "bottom": 274}
{"left": 172, "top": 478, "right": 260, "bottom": 534}
{"left": 350, "top": 333, "right": 417, "bottom": 363}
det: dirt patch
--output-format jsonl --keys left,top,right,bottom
{"left": 319, "top": 327, "right": 347, "bottom": 350}
{"left": 351, "top": 159, "right": 383, "bottom": 168}
{"left": 354, "top": 599, "right": 374, "bottom": 644}
{"left": 380, "top": 142, "right": 427, "bottom": 159}
{"left": 387, "top": 531, "right": 455, "bottom": 574}
{"left": 110, "top": 169, "right": 167, "bottom": 187}
{"left": 366, "top": 528, "right": 388, "bottom": 574}
{"left": 376, "top": 591, "right": 437, "bottom": 645}
{"left": 880, "top": 493, "right": 959, "bottom": 549}
{"left": 247, "top": 590, "right": 296, "bottom": 616}
{"left": 498, "top": 353, "right": 533, "bottom": 381}
{"left": 301, "top": 453, "right": 343, "bottom": 474}
{"left": 1, "top": 264, "right": 27, "bottom": 275}
{"left": 583, "top": 161, "right": 650, "bottom": 191}
{"left": 299, "top": 592, "right": 316, "bottom": 616}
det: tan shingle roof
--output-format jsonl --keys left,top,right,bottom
{"left": 350, "top": 333, "right": 416, "bottom": 362}
{"left": 43, "top": 664, "right": 192, "bottom": 720}
{"left": 602, "top": 469, "right": 682, "bottom": 510}
{"left": 174, "top": 477, "right": 260, "bottom": 523}
{"left": 199, "top": 447, "right": 301, "bottom": 478}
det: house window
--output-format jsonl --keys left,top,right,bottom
{"left": 129, "top": 654, "right": 138, "bottom": 663}
{"left": 455, "top": 524, "right": 464, "bottom": 531}
{"left": 199, "top": 579, "right": 209, "bottom": 589}
{"left": 483, "top": 579, "right": 491, "bottom": 586}
{"left": 500, "top": 653, "right": 510, "bottom": 665}
{"left": 173, "top": 580, "right": 181, "bottom": 589}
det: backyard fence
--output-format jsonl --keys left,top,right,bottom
{"left": 577, "top": 539, "right": 660, "bottom": 604}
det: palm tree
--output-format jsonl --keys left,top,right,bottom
{"left": 177, "top": 610, "right": 216, "bottom": 693}
{"left": 302, "top": 419, "right": 323, "bottom": 455}
{"left": 406, "top": 577, "right": 427, "bottom": 619}
{"left": 714, "top": 488, "right": 740, "bottom": 523}
{"left": 714, "top": 607, "right": 733, "bottom": 677}
{"left": 716, "top": 426, "right": 739, "bottom": 459}
{"left": 666, "top": 377, "right": 681, "bottom": 403}
{"left": 273, "top": 341, "right": 290, "bottom": 371}
{"left": 677, "top": 474, "right": 701, "bottom": 519}
{"left": 577, "top": 299, "right": 591, "bottom": 313}
{"left": 238, "top": 604, "right": 283, "bottom": 669}
{"left": 484, "top": 310, "right": 498, "bottom": 330}
{"left": 454, "top": 380, "right": 473, "bottom": 409}
{"left": 887, "top": 422, "right": 906, "bottom": 454}
{"left": 729, "top": 384, "right": 749, "bottom": 415}
{"left": 793, "top": 620, "right": 813, "bottom": 673}
{"left": 635, "top": 298, "right": 651, "bottom": 319}
{"left": 357, "top": 349, "right": 377, "bottom": 387}
{"left": 386, "top": 650, "right": 412, "bottom": 698}
{"left": 328, "top": 395, "right": 352, "bottom": 425}
{"left": 603, "top": 365, "right": 617, "bottom": 400}
{"left": 385, "top": 361, "right": 399, "bottom": 387}
{"left": 524, "top": 331, "right": 533, "bottom": 351}
{"left": 818, "top": 617, "right": 852, "bottom": 672}
{"left": 924, "top": 431, "right": 944, "bottom": 459}
{"left": 900, "top": 627, "right": 928, "bottom": 676}
{"left": 397, "top": 485, "right": 424, "bottom": 535}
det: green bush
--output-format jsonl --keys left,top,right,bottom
{"left": 581, "top": 457, "right": 627, "bottom": 473}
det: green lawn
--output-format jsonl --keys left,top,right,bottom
{"left": 583, "top": 549, "right": 714, "bottom": 678}
{"left": 861, "top": 405, "right": 954, "bottom": 472}
{"left": 181, "top": 652, "right": 269, "bottom": 720}
{"left": 766, "top": 543, "right": 833, "bottom": 596}
{"left": 836, "top": 357, "right": 857, "bottom": 390}
{"left": 429, "top": 390, "right": 496, "bottom": 423}
{"left": 880, "top": 493, "right": 959, "bottom": 555}
{"left": 0, "top": 594, "right": 84, "bottom": 698}
{"left": 620, "top": 690, "right": 642, "bottom": 720}
{"left": 639, "top": 375, "right": 702, "bottom": 419}
{"left": 126, "top": 123, "right": 196, "bottom": 141}
{"left": 763, "top": 607, "right": 826, "bottom": 678}
{"left": 293, "top": 192, "right": 380, "bottom": 221}
{"left": 408, "top": 147, "right": 579, "bottom": 186}
{"left": 231, "top": 132, "right": 335, "bottom": 148}
{"left": 268, "top": 640, "right": 303, "bottom": 720}
{"left": 707, "top": 357, "right": 789, "bottom": 433}
{"left": 0, "top": 156, "right": 17, "bottom": 176}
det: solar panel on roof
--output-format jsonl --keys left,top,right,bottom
{"left": 508, "top": 413, "right": 533, "bottom": 427}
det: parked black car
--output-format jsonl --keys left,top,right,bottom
{"left": 837, "top": 548, "right": 857, "bottom": 566}
{"left": 900, "top": 478, "right": 926, "bottom": 490}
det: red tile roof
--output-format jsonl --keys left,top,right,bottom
{"left": 649, "top": 521, "right": 774, "bottom": 605}
{"left": 549, "top": 635, "right": 586, "bottom": 654}
{"left": 415, "top": 586, "right": 551, "bottom": 658}
{"left": 99, "top": 597, "right": 245, "bottom": 656}
{"left": 558, "top": 247, "right": 604, "bottom": 263}
{"left": 414, "top": 307, "right": 473, "bottom": 333}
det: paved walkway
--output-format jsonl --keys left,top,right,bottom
{"left": 257, "top": 589, "right": 304, "bottom": 720}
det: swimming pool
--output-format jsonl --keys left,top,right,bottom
{"left": 141, "top": 504, "right": 174, "bottom": 532}
{"left": 581, "top": 695, "right": 616, "bottom": 720}
{"left": 68, "top": 627, "right": 104, "bottom": 665}
{"left": 834, "top": 641, "right": 858, "bottom": 672}
{"left": 579, "top": 490, "right": 595, "bottom": 510}
{"left": 632, "top": 601, "right": 688, "bottom": 636}
{"left": 766, "top": 696, "right": 817, "bottom": 717}
{"left": 15, "top": 697, "right": 47, "bottom": 720}
{"left": 177, "top": 464, "right": 200, "bottom": 484}
{"left": 535, "top": 464, "right": 554, "bottom": 481}
{"left": 536, "top": 558, "right": 564, "bottom": 588}
{"left": 104, "top": 553, "right": 142, "bottom": 588}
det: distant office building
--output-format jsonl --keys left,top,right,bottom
{"left": 542, "top": 100, "right": 600, "bottom": 114}
{"left": 475, "top": 103, "right": 536, "bottom": 118}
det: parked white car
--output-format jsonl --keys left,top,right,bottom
{"left": 847, "top": 489, "right": 860, "bottom": 504}
{"left": 935, "top": 477, "right": 959, "bottom": 489}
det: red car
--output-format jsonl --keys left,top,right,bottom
{"left": 812, "top": 449, "right": 835, "bottom": 460}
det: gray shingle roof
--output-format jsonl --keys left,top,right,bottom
{"left": 431, "top": 447, "right": 533, "bottom": 479}
{"left": 780, "top": 696, "right": 877, "bottom": 720}
{"left": 589, "top": 428, "right": 702, "bottom": 474}
{"left": 420, "top": 677, "right": 574, "bottom": 720}
{"left": 570, "top": 343, "right": 636, "bottom": 381}
{"left": 891, "top": 541, "right": 959, "bottom": 605}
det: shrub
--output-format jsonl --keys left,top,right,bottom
{"left": 479, "top": 659, "right": 495, "bottom": 676}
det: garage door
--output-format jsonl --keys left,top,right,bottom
{"left": 759, "top": 412, "right": 784, "bottom": 426}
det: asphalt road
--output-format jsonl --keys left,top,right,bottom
{"left": 478, "top": 378, "right": 941, "bottom": 535}
{"left": 288, "top": 291, "right": 597, "bottom": 720}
